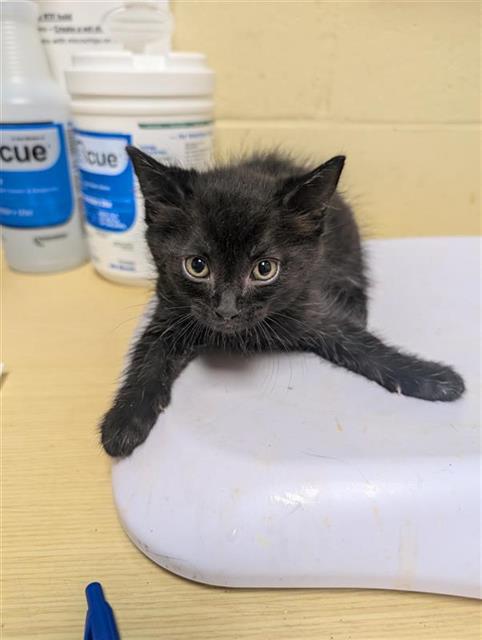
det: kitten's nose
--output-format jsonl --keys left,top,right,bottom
{"left": 215, "top": 310, "right": 239, "bottom": 321}
{"left": 215, "top": 291, "right": 239, "bottom": 321}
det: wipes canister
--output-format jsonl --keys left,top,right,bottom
{"left": 66, "top": 50, "right": 215, "bottom": 285}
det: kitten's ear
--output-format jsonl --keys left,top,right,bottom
{"left": 126, "top": 146, "right": 195, "bottom": 221}
{"left": 279, "top": 155, "right": 345, "bottom": 223}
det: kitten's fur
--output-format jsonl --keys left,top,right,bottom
{"left": 101, "top": 149, "right": 465, "bottom": 457}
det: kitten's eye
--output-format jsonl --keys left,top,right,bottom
{"left": 251, "top": 259, "right": 280, "bottom": 282}
{"left": 184, "top": 256, "right": 210, "bottom": 279}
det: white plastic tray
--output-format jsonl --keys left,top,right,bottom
{"left": 113, "top": 237, "right": 481, "bottom": 598}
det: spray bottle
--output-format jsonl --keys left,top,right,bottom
{"left": 0, "top": 0, "right": 87, "bottom": 273}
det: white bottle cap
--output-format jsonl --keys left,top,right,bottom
{"left": 66, "top": 50, "right": 214, "bottom": 98}
{"left": 104, "top": 0, "right": 173, "bottom": 54}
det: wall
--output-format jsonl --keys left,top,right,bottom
{"left": 172, "top": 0, "right": 480, "bottom": 238}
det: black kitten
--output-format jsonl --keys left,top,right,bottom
{"left": 100, "top": 148, "right": 465, "bottom": 457}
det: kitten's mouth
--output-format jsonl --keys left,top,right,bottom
{"left": 193, "top": 307, "right": 266, "bottom": 336}
{"left": 210, "top": 318, "right": 244, "bottom": 334}
{"left": 194, "top": 311, "right": 251, "bottom": 335}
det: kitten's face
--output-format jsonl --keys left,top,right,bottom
{"left": 175, "top": 249, "right": 284, "bottom": 334}
{"left": 151, "top": 186, "right": 311, "bottom": 334}
{"left": 177, "top": 241, "right": 283, "bottom": 335}
{"left": 127, "top": 148, "right": 345, "bottom": 334}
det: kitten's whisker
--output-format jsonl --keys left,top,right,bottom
{"left": 258, "top": 319, "right": 274, "bottom": 352}
{"left": 172, "top": 316, "right": 199, "bottom": 353}
{"left": 264, "top": 317, "right": 293, "bottom": 352}
{"left": 270, "top": 312, "right": 321, "bottom": 349}
{"left": 110, "top": 315, "right": 147, "bottom": 333}
{"left": 158, "top": 313, "right": 192, "bottom": 341}
{"left": 251, "top": 322, "right": 262, "bottom": 352}
{"left": 119, "top": 302, "right": 155, "bottom": 312}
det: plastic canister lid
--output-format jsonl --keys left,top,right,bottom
{"left": 105, "top": 1, "right": 173, "bottom": 54}
{"left": 66, "top": 50, "right": 214, "bottom": 98}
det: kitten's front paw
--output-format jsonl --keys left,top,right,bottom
{"left": 100, "top": 402, "right": 160, "bottom": 458}
{"left": 389, "top": 361, "right": 465, "bottom": 402}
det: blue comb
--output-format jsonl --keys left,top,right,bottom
{"left": 84, "top": 582, "right": 120, "bottom": 640}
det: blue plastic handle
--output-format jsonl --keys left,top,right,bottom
{"left": 84, "top": 582, "right": 120, "bottom": 640}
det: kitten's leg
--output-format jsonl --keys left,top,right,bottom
{"left": 300, "top": 320, "right": 465, "bottom": 401}
{"left": 100, "top": 320, "right": 195, "bottom": 457}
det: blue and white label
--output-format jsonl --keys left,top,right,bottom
{"left": 0, "top": 122, "right": 73, "bottom": 228}
{"left": 74, "top": 129, "right": 135, "bottom": 233}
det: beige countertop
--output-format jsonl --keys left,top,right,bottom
{"left": 3, "top": 261, "right": 480, "bottom": 639}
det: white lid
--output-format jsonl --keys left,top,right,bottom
{"left": 66, "top": 50, "right": 214, "bottom": 98}
{"left": 105, "top": 1, "right": 172, "bottom": 54}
